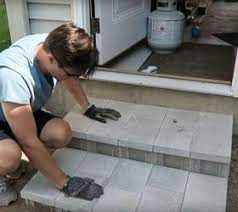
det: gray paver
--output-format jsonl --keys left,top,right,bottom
{"left": 108, "top": 159, "right": 153, "bottom": 193}
{"left": 119, "top": 116, "right": 161, "bottom": 151}
{"left": 181, "top": 173, "right": 228, "bottom": 212}
{"left": 21, "top": 172, "right": 61, "bottom": 207}
{"left": 64, "top": 98, "right": 110, "bottom": 140}
{"left": 53, "top": 148, "right": 87, "bottom": 175}
{"left": 136, "top": 187, "right": 183, "bottom": 212}
{"left": 21, "top": 148, "right": 87, "bottom": 206}
{"left": 86, "top": 116, "right": 127, "bottom": 145}
{"left": 191, "top": 112, "right": 233, "bottom": 163}
{"left": 64, "top": 111, "right": 95, "bottom": 139}
{"left": 86, "top": 100, "right": 137, "bottom": 146}
{"left": 76, "top": 152, "right": 119, "bottom": 178}
{"left": 93, "top": 187, "right": 141, "bottom": 212}
{"left": 154, "top": 109, "right": 198, "bottom": 157}
{"left": 164, "top": 155, "right": 190, "bottom": 170}
{"left": 55, "top": 173, "right": 107, "bottom": 212}
{"left": 106, "top": 100, "right": 136, "bottom": 117}
{"left": 147, "top": 165, "right": 189, "bottom": 194}
{"left": 190, "top": 159, "right": 230, "bottom": 177}
{"left": 132, "top": 103, "right": 167, "bottom": 121}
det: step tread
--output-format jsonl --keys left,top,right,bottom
{"left": 64, "top": 98, "right": 233, "bottom": 164}
{"left": 21, "top": 148, "right": 228, "bottom": 212}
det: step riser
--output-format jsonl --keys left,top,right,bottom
{"left": 25, "top": 200, "right": 67, "bottom": 212}
{"left": 68, "top": 138, "right": 229, "bottom": 178}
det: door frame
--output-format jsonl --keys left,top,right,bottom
{"left": 231, "top": 47, "right": 238, "bottom": 97}
{"left": 72, "top": 0, "right": 91, "bottom": 33}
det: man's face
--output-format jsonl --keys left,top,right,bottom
{"left": 48, "top": 55, "right": 82, "bottom": 81}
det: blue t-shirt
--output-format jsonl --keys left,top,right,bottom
{"left": 0, "top": 34, "right": 57, "bottom": 121}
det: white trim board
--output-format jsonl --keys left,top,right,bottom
{"left": 231, "top": 47, "right": 238, "bottom": 97}
{"left": 90, "top": 69, "right": 233, "bottom": 97}
{"left": 72, "top": 0, "right": 91, "bottom": 33}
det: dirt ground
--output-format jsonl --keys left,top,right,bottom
{"left": 226, "top": 136, "right": 238, "bottom": 212}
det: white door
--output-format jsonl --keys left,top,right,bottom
{"left": 94, "top": 0, "right": 151, "bottom": 65}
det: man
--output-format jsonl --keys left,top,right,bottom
{"left": 0, "top": 22, "right": 121, "bottom": 206}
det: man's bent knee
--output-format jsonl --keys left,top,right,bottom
{"left": 0, "top": 139, "right": 22, "bottom": 175}
{"left": 40, "top": 118, "right": 72, "bottom": 149}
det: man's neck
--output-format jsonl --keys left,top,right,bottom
{"left": 35, "top": 43, "right": 50, "bottom": 75}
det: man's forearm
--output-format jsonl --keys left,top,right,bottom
{"left": 61, "top": 79, "right": 90, "bottom": 112}
{"left": 21, "top": 138, "right": 68, "bottom": 189}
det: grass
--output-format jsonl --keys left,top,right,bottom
{"left": 0, "top": 0, "right": 11, "bottom": 52}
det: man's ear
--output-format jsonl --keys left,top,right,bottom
{"left": 48, "top": 54, "right": 55, "bottom": 64}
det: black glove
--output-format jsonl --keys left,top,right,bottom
{"left": 61, "top": 176, "right": 104, "bottom": 201}
{"left": 84, "top": 104, "right": 121, "bottom": 123}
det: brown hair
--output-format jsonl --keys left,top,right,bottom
{"left": 43, "top": 22, "right": 98, "bottom": 77}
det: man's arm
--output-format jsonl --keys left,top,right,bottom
{"left": 1, "top": 102, "right": 68, "bottom": 189}
{"left": 61, "top": 78, "right": 90, "bottom": 113}
{"left": 61, "top": 78, "right": 121, "bottom": 123}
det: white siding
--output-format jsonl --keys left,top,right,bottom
{"left": 27, "top": 0, "right": 72, "bottom": 34}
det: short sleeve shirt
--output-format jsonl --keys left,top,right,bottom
{"left": 0, "top": 34, "right": 57, "bottom": 121}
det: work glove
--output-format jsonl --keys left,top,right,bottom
{"left": 61, "top": 176, "right": 104, "bottom": 201}
{"left": 84, "top": 104, "right": 121, "bottom": 123}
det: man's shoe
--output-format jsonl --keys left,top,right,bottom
{"left": 0, "top": 176, "right": 18, "bottom": 206}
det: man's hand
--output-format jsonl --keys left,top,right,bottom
{"left": 61, "top": 176, "right": 104, "bottom": 201}
{"left": 84, "top": 104, "right": 121, "bottom": 123}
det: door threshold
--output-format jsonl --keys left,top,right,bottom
{"left": 90, "top": 68, "right": 233, "bottom": 97}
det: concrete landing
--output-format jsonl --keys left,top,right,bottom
{"left": 64, "top": 98, "right": 233, "bottom": 177}
{"left": 21, "top": 148, "right": 228, "bottom": 212}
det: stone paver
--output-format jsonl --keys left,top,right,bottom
{"left": 136, "top": 187, "right": 184, "bottom": 212}
{"left": 181, "top": 173, "right": 228, "bottom": 212}
{"left": 93, "top": 187, "right": 141, "bottom": 212}
{"left": 53, "top": 148, "right": 87, "bottom": 175}
{"left": 21, "top": 172, "right": 60, "bottom": 207}
{"left": 76, "top": 152, "right": 119, "bottom": 178}
{"left": 147, "top": 165, "right": 189, "bottom": 194}
{"left": 21, "top": 148, "right": 87, "bottom": 207}
{"left": 86, "top": 114, "right": 128, "bottom": 145}
{"left": 64, "top": 111, "right": 95, "bottom": 139}
{"left": 54, "top": 173, "right": 107, "bottom": 212}
{"left": 107, "top": 159, "right": 153, "bottom": 193}
{"left": 191, "top": 112, "right": 233, "bottom": 163}
{"left": 119, "top": 116, "right": 161, "bottom": 151}
{"left": 132, "top": 103, "right": 167, "bottom": 121}
{"left": 64, "top": 98, "right": 110, "bottom": 139}
{"left": 154, "top": 109, "right": 198, "bottom": 157}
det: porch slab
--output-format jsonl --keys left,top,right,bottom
{"left": 21, "top": 148, "right": 228, "bottom": 212}
{"left": 64, "top": 98, "right": 233, "bottom": 175}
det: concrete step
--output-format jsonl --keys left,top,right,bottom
{"left": 21, "top": 148, "right": 228, "bottom": 212}
{"left": 64, "top": 98, "right": 233, "bottom": 178}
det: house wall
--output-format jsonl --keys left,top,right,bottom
{"left": 27, "top": 0, "right": 71, "bottom": 34}
{"left": 5, "top": 0, "right": 72, "bottom": 42}
{"left": 5, "top": 0, "right": 30, "bottom": 42}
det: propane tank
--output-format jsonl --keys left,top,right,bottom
{"left": 148, "top": 0, "right": 185, "bottom": 54}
